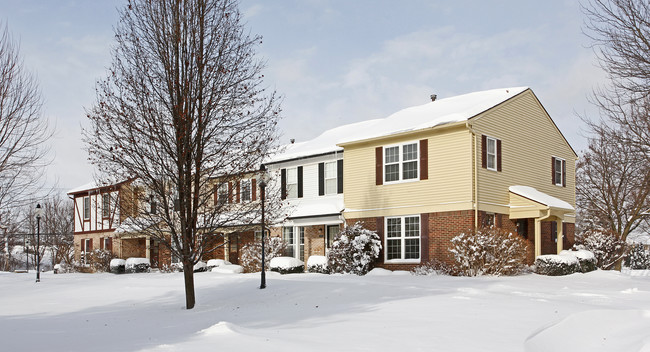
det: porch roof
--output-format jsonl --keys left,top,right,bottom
{"left": 508, "top": 185, "right": 573, "bottom": 220}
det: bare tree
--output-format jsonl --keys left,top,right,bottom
{"left": 84, "top": 0, "right": 281, "bottom": 309}
{"left": 42, "top": 194, "right": 73, "bottom": 267}
{"left": 576, "top": 120, "right": 650, "bottom": 243}
{"left": 0, "top": 22, "right": 51, "bottom": 219}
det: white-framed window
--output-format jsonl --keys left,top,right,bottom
{"left": 486, "top": 136, "right": 497, "bottom": 171}
{"left": 384, "top": 142, "right": 419, "bottom": 183}
{"left": 102, "top": 193, "right": 110, "bottom": 218}
{"left": 286, "top": 168, "right": 298, "bottom": 198}
{"left": 240, "top": 179, "right": 251, "bottom": 202}
{"left": 81, "top": 238, "right": 92, "bottom": 265}
{"left": 324, "top": 161, "right": 337, "bottom": 195}
{"left": 217, "top": 183, "right": 228, "bottom": 205}
{"left": 283, "top": 226, "right": 304, "bottom": 261}
{"left": 83, "top": 196, "right": 90, "bottom": 220}
{"left": 554, "top": 157, "right": 564, "bottom": 186}
{"left": 385, "top": 215, "right": 420, "bottom": 262}
{"left": 103, "top": 237, "right": 111, "bottom": 251}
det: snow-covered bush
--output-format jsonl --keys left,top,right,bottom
{"left": 53, "top": 263, "right": 72, "bottom": 274}
{"left": 206, "top": 259, "right": 230, "bottom": 271}
{"left": 307, "top": 255, "right": 328, "bottom": 274}
{"left": 411, "top": 260, "right": 454, "bottom": 276}
{"left": 327, "top": 222, "right": 381, "bottom": 275}
{"left": 109, "top": 259, "right": 126, "bottom": 274}
{"left": 240, "top": 236, "right": 287, "bottom": 273}
{"left": 535, "top": 254, "right": 581, "bottom": 276}
{"left": 125, "top": 257, "right": 150, "bottom": 273}
{"left": 626, "top": 243, "right": 650, "bottom": 269}
{"left": 86, "top": 249, "right": 115, "bottom": 272}
{"left": 570, "top": 249, "right": 597, "bottom": 273}
{"left": 270, "top": 256, "right": 304, "bottom": 274}
{"left": 193, "top": 261, "right": 207, "bottom": 272}
{"left": 574, "top": 228, "right": 626, "bottom": 270}
{"left": 212, "top": 264, "right": 243, "bottom": 274}
{"left": 448, "top": 227, "right": 529, "bottom": 276}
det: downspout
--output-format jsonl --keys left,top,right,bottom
{"left": 466, "top": 122, "right": 479, "bottom": 229}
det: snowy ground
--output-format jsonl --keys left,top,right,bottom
{"left": 2, "top": 269, "right": 650, "bottom": 352}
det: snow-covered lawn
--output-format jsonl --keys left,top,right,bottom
{"left": 2, "top": 269, "right": 650, "bottom": 351}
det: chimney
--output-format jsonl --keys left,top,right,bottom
{"left": 290, "top": 138, "right": 295, "bottom": 144}
{"left": 430, "top": 94, "right": 437, "bottom": 102}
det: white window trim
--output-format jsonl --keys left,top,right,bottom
{"left": 286, "top": 167, "right": 298, "bottom": 199}
{"left": 383, "top": 141, "right": 420, "bottom": 184}
{"left": 324, "top": 161, "right": 337, "bottom": 195}
{"left": 240, "top": 179, "right": 252, "bottom": 203}
{"left": 102, "top": 193, "right": 110, "bottom": 218}
{"left": 486, "top": 136, "right": 498, "bottom": 171}
{"left": 553, "top": 156, "right": 565, "bottom": 187}
{"left": 217, "top": 183, "right": 229, "bottom": 205}
{"left": 83, "top": 196, "right": 90, "bottom": 220}
{"left": 283, "top": 226, "right": 305, "bottom": 261}
{"left": 384, "top": 215, "right": 421, "bottom": 264}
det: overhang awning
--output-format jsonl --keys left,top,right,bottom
{"left": 508, "top": 185, "right": 574, "bottom": 220}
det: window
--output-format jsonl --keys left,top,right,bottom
{"left": 551, "top": 221, "right": 558, "bottom": 243}
{"left": 83, "top": 197, "right": 90, "bottom": 220}
{"left": 553, "top": 157, "right": 564, "bottom": 186}
{"left": 385, "top": 215, "right": 420, "bottom": 262}
{"left": 486, "top": 137, "right": 497, "bottom": 171}
{"left": 240, "top": 179, "right": 251, "bottom": 202}
{"left": 326, "top": 224, "right": 340, "bottom": 250}
{"left": 384, "top": 142, "right": 418, "bottom": 183}
{"left": 103, "top": 237, "right": 111, "bottom": 251}
{"left": 217, "top": 183, "right": 228, "bottom": 205}
{"left": 324, "top": 162, "right": 337, "bottom": 195}
{"left": 102, "top": 194, "right": 110, "bottom": 218}
{"left": 483, "top": 213, "right": 495, "bottom": 227}
{"left": 286, "top": 168, "right": 298, "bottom": 198}
{"left": 149, "top": 194, "right": 157, "bottom": 214}
{"left": 283, "top": 226, "right": 304, "bottom": 261}
{"left": 516, "top": 219, "right": 528, "bottom": 239}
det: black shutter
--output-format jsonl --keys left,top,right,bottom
{"left": 281, "top": 169, "right": 287, "bottom": 200}
{"left": 318, "top": 162, "right": 325, "bottom": 196}
{"left": 496, "top": 139, "right": 502, "bottom": 172}
{"left": 419, "top": 139, "right": 428, "bottom": 180}
{"left": 562, "top": 159, "right": 566, "bottom": 187}
{"left": 551, "top": 157, "right": 556, "bottom": 185}
{"left": 375, "top": 147, "right": 383, "bottom": 185}
{"left": 481, "top": 135, "right": 487, "bottom": 169}
{"left": 297, "top": 166, "right": 303, "bottom": 198}
{"left": 337, "top": 159, "right": 343, "bottom": 194}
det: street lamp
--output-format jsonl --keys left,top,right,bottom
{"left": 257, "top": 164, "right": 270, "bottom": 289}
{"left": 35, "top": 203, "right": 42, "bottom": 283}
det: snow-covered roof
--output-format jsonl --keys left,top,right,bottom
{"left": 267, "top": 87, "right": 528, "bottom": 163}
{"left": 67, "top": 179, "right": 128, "bottom": 195}
{"left": 284, "top": 197, "right": 344, "bottom": 219}
{"left": 509, "top": 185, "right": 574, "bottom": 211}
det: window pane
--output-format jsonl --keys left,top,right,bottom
{"left": 241, "top": 180, "right": 251, "bottom": 202}
{"left": 299, "top": 227, "right": 305, "bottom": 261}
{"left": 327, "top": 225, "right": 339, "bottom": 248}
{"left": 385, "top": 146, "right": 399, "bottom": 164}
{"left": 404, "top": 217, "right": 419, "bottom": 237}
{"left": 287, "top": 168, "right": 297, "bottom": 183}
{"left": 403, "top": 143, "right": 418, "bottom": 161}
{"left": 387, "top": 218, "right": 401, "bottom": 238}
{"left": 487, "top": 138, "right": 496, "bottom": 154}
{"left": 555, "top": 159, "right": 563, "bottom": 185}
{"left": 487, "top": 154, "right": 496, "bottom": 170}
{"left": 385, "top": 164, "right": 399, "bottom": 182}
{"left": 324, "top": 162, "right": 336, "bottom": 178}
{"left": 283, "top": 227, "right": 294, "bottom": 257}
{"left": 387, "top": 239, "right": 401, "bottom": 260}
{"left": 218, "top": 184, "right": 228, "bottom": 205}
{"left": 325, "top": 179, "right": 337, "bottom": 194}
{"left": 405, "top": 238, "right": 420, "bottom": 259}
{"left": 402, "top": 161, "right": 418, "bottom": 180}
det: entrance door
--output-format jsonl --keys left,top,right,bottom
{"left": 326, "top": 225, "right": 340, "bottom": 251}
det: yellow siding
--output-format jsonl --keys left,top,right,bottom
{"left": 343, "top": 126, "right": 473, "bottom": 219}
{"left": 470, "top": 90, "right": 576, "bottom": 221}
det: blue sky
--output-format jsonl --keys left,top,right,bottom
{"left": 1, "top": 0, "right": 605, "bottom": 193}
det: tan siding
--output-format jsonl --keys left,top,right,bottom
{"left": 470, "top": 90, "right": 576, "bottom": 220}
{"left": 343, "top": 127, "right": 473, "bottom": 218}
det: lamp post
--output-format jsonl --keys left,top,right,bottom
{"left": 35, "top": 203, "right": 42, "bottom": 283}
{"left": 257, "top": 164, "right": 270, "bottom": 289}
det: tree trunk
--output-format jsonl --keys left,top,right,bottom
{"left": 183, "top": 260, "right": 195, "bottom": 309}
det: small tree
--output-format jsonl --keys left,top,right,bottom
{"left": 327, "top": 222, "right": 381, "bottom": 275}
{"left": 574, "top": 228, "right": 626, "bottom": 270}
{"left": 626, "top": 243, "right": 650, "bottom": 270}
{"left": 448, "top": 227, "right": 529, "bottom": 276}
{"left": 240, "top": 236, "right": 287, "bottom": 273}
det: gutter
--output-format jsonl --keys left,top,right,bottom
{"left": 466, "top": 121, "right": 479, "bottom": 229}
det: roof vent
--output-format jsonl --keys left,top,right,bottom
{"left": 430, "top": 94, "right": 437, "bottom": 102}
{"left": 290, "top": 138, "right": 295, "bottom": 144}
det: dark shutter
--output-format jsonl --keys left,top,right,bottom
{"left": 562, "top": 159, "right": 566, "bottom": 187}
{"left": 281, "top": 169, "right": 287, "bottom": 200}
{"left": 88, "top": 238, "right": 93, "bottom": 251}
{"left": 419, "top": 139, "right": 428, "bottom": 180}
{"left": 375, "top": 147, "right": 383, "bottom": 185}
{"left": 496, "top": 213, "right": 502, "bottom": 228}
{"left": 251, "top": 178, "right": 257, "bottom": 201}
{"left": 420, "top": 213, "right": 429, "bottom": 262}
{"left": 81, "top": 239, "right": 85, "bottom": 252}
{"left": 297, "top": 166, "right": 303, "bottom": 198}
{"left": 337, "top": 159, "right": 343, "bottom": 194}
{"left": 318, "top": 162, "right": 325, "bottom": 196}
{"left": 236, "top": 181, "right": 241, "bottom": 203}
{"left": 551, "top": 157, "right": 556, "bottom": 185}
{"left": 228, "top": 182, "right": 233, "bottom": 203}
{"left": 213, "top": 185, "right": 218, "bottom": 205}
{"left": 481, "top": 135, "right": 487, "bottom": 169}
{"left": 376, "top": 217, "right": 384, "bottom": 263}
{"left": 108, "top": 237, "right": 113, "bottom": 252}
{"left": 496, "top": 139, "right": 502, "bottom": 172}
{"left": 99, "top": 237, "right": 104, "bottom": 250}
